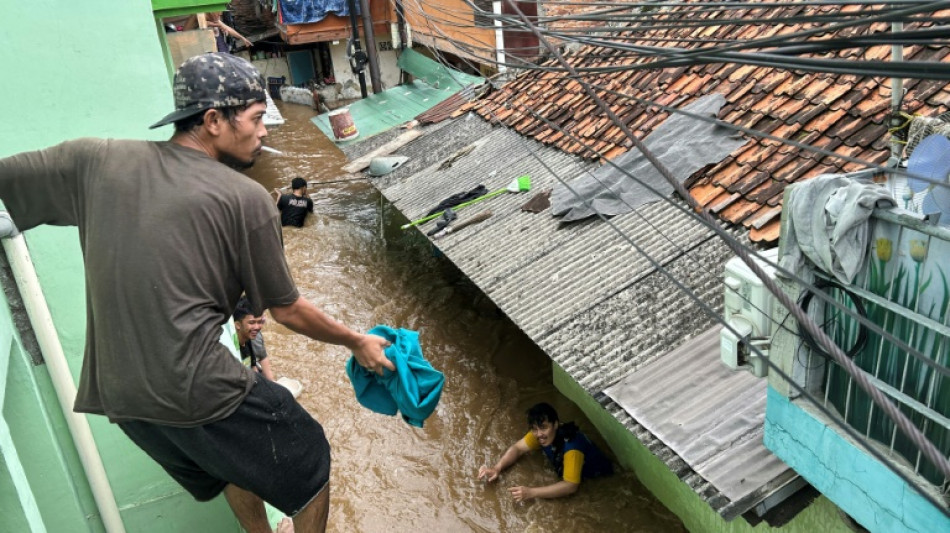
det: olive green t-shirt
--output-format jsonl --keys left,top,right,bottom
{"left": 0, "top": 138, "right": 299, "bottom": 426}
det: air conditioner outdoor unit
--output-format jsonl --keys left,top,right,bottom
{"left": 720, "top": 248, "right": 780, "bottom": 378}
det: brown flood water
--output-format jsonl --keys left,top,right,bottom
{"left": 245, "top": 103, "right": 686, "bottom": 533}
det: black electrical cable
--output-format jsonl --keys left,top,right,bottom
{"left": 499, "top": 94, "right": 950, "bottom": 379}
{"left": 797, "top": 278, "right": 870, "bottom": 358}
{"left": 493, "top": 103, "right": 950, "bottom": 516}
{"left": 457, "top": 0, "right": 950, "bottom": 78}
{"left": 412, "top": 0, "right": 950, "bottom": 434}
{"left": 408, "top": 3, "right": 950, "bottom": 511}
{"left": 416, "top": 18, "right": 946, "bottom": 384}
{"left": 502, "top": 0, "right": 950, "bottom": 479}
{"left": 469, "top": 44, "right": 950, "bottom": 191}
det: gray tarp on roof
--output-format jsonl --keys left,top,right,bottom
{"left": 551, "top": 93, "right": 748, "bottom": 222}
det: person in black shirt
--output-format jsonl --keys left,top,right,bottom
{"left": 275, "top": 177, "right": 314, "bottom": 227}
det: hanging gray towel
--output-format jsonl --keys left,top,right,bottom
{"left": 551, "top": 93, "right": 747, "bottom": 222}
{"left": 778, "top": 174, "right": 896, "bottom": 285}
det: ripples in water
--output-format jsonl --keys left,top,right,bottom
{"left": 245, "top": 102, "right": 685, "bottom": 533}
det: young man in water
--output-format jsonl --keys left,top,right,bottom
{"left": 478, "top": 402, "right": 613, "bottom": 502}
{"left": 275, "top": 177, "right": 314, "bottom": 227}
{"left": 234, "top": 297, "right": 275, "bottom": 381}
{"left": 0, "top": 53, "right": 393, "bottom": 533}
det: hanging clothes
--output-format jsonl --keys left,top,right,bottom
{"left": 779, "top": 174, "right": 896, "bottom": 285}
{"left": 278, "top": 0, "right": 354, "bottom": 25}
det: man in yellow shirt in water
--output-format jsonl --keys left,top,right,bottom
{"left": 478, "top": 402, "right": 613, "bottom": 501}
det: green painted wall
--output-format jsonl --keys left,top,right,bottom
{"left": 0, "top": 1, "right": 237, "bottom": 531}
{"left": 552, "top": 363, "right": 854, "bottom": 533}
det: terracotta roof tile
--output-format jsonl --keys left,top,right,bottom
{"left": 802, "top": 107, "right": 848, "bottom": 132}
{"left": 773, "top": 74, "right": 814, "bottom": 100}
{"left": 728, "top": 64, "right": 761, "bottom": 83}
{"left": 828, "top": 116, "right": 873, "bottom": 143}
{"left": 690, "top": 183, "right": 725, "bottom": 206}
{"left": 708, "top": 191, "right": 741, "bottom": 213}
{"left": 733, "top": 170, "right": 772, "bottom": 195}
{"left": 787, "top": 103, "right": 827, "bottom": 126}
{"left": 831, "top": 86, "right": 873, "bottom": 112}
{"left": 604, "top": 146, "right": 626, "bottom": 160}
{"left": 746, "top": 205, "right": 784, "bottom": 230}
{"left": 753, "top": 71, "right": 792, "bottom": 95}
{"left": 853, "top": 96, "right": 891, "bottom": 119}
{"left": 469, "top": 4, "right": 950, "bottom": 244}
{"left": 774, "top": 157, "right": 819, "bottom": 182}
{"left": 786, "top": 130, "right": 823, "bottom": 154}
{"left": 816, "top": 81, "right": 854, "bottom": 106}
{"left": 770, "top": 121, "right": 804, "bottom": 141}
{"left": 745, "top": 178, "right": 788, "bottom": 205}
{"left": 802, "top": 135, "right": 844, "bottom": 161}
{"left": 796, "top": 77, "right": 835, "bottom": 101}
{"left": 711, "top": 159, "right": 745, "bottom": 189}
{"left": 863, "top": 44, "right": 891, "bottom": 62}
{"left": 720, "top": 195, "right": 763, "bottom": 224}
{"left": 909, "top": 79, "right": 948, "bottom": 106}
{"left": 750, "top": 220, "right": 781, "bottom": 242}
{"left": 759, "top": 149, "right": 800, "bottom": 173}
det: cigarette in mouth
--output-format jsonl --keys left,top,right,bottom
{"left": 260, "top": 146, "right": 283, "bottom": 155}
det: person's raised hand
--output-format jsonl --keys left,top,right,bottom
{"left": 351, "top": 333, "right": 394, "bottom": 375}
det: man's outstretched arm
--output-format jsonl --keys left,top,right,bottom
{"left": 508, "top": 480, "right": 579, "bottom": 502}
{"left": 268, "top": 296, "right": 394, "bottom": 374}
{"left": 478, "top": 438, "right": 530, "bottom": 482}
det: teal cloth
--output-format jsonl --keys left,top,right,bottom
{"left": 346, "top": 326, "right": 444, "bottom": 428}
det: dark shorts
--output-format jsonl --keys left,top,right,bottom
{"left": 118, "top": 374, "right": 330, "bottom": 516}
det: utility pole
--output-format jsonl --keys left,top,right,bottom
{"left": 394, "top": 0, "right": 408, "bottom": 50}
{"left": 360, "top": 0, "right": 383, "bottom": 93}
{"left": 888, "top": 21, "right": 904, "bottom": 168}
{"left": 345, "top": 0, "right": 368, "bottom": 98}
{"left": 394, "top": 0, "right": 410, "bottom": 85}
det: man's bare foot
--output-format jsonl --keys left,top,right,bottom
{"left": 275, "top": 517, "right": 294, "bottom": 533}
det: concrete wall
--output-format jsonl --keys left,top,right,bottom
{"left": 167, "top": 28, "right": 218, "bottom": 68}
{"left": 248, "top": 55, "right": 293, "bottom": 85}
{"left": 767, "top": 203, "right": 950, "bottom": 532}
{"left": 404, "top": 0, "right": 494, "bottom": 64}
{"left": 328, "top": 37, "right": 401, "bottom": 93}
{"left": 552, "top": 364, "right": 854, "bottom": 533}
{"left": 766, "top": 387, "right": 950, "bottom": 533}
{"left": 0, "top": 1, "right": 238, "bottom": 531}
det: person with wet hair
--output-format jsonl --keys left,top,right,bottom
{"left": 233, "top": 296, "right": 275, "bottom": 381}
{"left": 274, "top": 176, "right": 314, "bottom": 227}
{"left": 0, "top": 52, "right": 393, "bottom": 533}
{"left": 478, "top": 402, "right": 613, "bottom": 502}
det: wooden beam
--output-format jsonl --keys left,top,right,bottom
{"left": 342, "top": 129, "right": 423, "bottom": 173}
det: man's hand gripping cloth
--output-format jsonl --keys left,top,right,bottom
{"left": 346, "top": 326, "right": 444, "bottom": 428}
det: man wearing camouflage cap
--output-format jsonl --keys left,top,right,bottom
{"left": 0, "top": 53, "right": 393, "bottom": 533}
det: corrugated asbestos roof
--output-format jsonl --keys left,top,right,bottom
{"left": 345, "top": 117, "right": 785, "bottom": 520}
{"left": 456, "top": 4, "right": 950, "bottom": 243}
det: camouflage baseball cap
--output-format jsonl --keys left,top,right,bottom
{"left": 149, "top": 53, "right": 267, "bottom": 129}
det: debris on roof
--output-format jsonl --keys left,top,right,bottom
{"left": 459, "top": 4, "right": 950, "bottom": 243}
{"left": 342, "top": 116, "right": 790, "bottom": 519}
